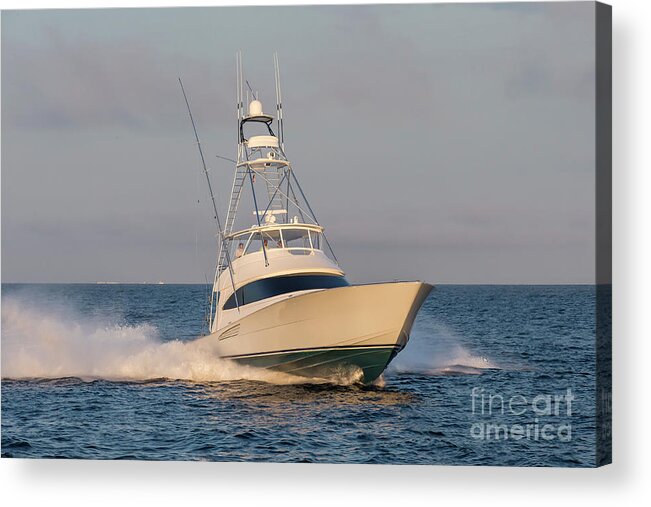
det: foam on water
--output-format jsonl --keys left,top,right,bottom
{"left": 0, "top": 299, "right": 311, "bottom": 384}
{"left": 389, "top": 321, "right": 499, "bottom": 376}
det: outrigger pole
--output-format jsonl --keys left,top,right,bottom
{"left": 179, "top": 78, "right": 240, "bottom": 324}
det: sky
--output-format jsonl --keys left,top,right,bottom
{"left": 1, "top": 2, "right": 596, "bottom": 284}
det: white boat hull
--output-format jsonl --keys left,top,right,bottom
{"left": 210, "top": 281, "right": 433, "bottom": 383}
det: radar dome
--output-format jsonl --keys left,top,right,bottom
{"left": 249, "top": 100, "right": 263, "bottom": 116}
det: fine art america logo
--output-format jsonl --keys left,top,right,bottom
{"left": 469, "top": 387, "right": 574, "bottom": 442}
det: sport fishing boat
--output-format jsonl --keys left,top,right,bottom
{"left": 181, "top": 53, "right": 432, "bottom": 383}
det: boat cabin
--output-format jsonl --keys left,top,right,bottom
{"left": 215, "top": 222, "right": 346, "bottom": 325}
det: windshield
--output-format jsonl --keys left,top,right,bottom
{"left": 231, "top": 226, "right": 322, "bottom": 258}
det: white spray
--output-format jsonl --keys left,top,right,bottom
{"left": 1, "top": 298, "right": 309, "bottom": 384}
{"left": 389, "top": 320, "right": 498, "bottom": 376}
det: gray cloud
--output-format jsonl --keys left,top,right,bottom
{"left": 2, "top": 25, "right": 229, "bottom": 131}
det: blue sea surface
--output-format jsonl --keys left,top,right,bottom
{"left": 1, "top": 284, "right": 596, "bottom": 466}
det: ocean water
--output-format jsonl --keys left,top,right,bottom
{"left": 1, "top": 284, "right": 596, "bottom": 466}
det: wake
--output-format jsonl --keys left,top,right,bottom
{"left": 0, "top": 298, "right": 304, "bottom": 384}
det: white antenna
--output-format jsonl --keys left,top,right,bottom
{"left": 273, "top": 52, "right": 285, "bottom": 151}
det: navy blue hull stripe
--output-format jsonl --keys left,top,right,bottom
{"left": 220, "top": 343, "right": 401, "bottom": 360}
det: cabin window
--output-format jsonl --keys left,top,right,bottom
{"left": 309, "top": 230, "right": 321, "bottom": 250}
{"left": 222, "top": 274, "right": 349, "bottom": 310}
{"left": 261, "top": 230, "right": 283, "bottom": 249}
{"left": 282, "top": 229, "right": 312, "bottom": 250}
